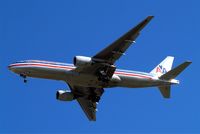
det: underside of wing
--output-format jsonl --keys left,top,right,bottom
{"left": 73, "top": 16, "right": 154, "bottom": 82}
{"left": 68, "top": 84, "right": 104, "bottom": 121}
{"left": 77, "top": 98, "right": 97, "bottom": 121}
{"left": 93, "top": 16, "right": 154, "bottom": 64}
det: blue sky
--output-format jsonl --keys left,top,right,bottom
{"left": 0, "top": 0, "right": 199, "bottom": 133}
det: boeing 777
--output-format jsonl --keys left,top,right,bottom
{"left": 8, "top": 16, "right": 191, "bottom": 121}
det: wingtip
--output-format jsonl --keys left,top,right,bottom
{"left": 89, "top": 118, "right": 96, "bottom": 121}
{"left": 185, "top": 61, "right": 192, "bottom": 64}
{"left": 143, "top": 16, "right": 154, "bottom": 23}
{"left": 147, "top": 15, "right": 154, "bottom": 19}
{"left": 167, "top": 56, "right": 175, "bottom": 58}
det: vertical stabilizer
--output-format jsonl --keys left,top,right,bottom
{"left": 150, "top": 56, "right": 174, "bottom": 77}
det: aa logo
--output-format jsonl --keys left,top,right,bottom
{"left": 156, "top": 65, "right": 167, "bottom": 74}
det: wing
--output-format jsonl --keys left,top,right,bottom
{"left": 76, "top": 98, "right": 97, "bottom": 121}
{"left": 74, "top": 16, "right": 154, "bottom": 81}
{"left": 68, "top": 84, "right": 104, "bottom": 121}
{"left": 93, "top": 16, "right": 154, "bottom": 64}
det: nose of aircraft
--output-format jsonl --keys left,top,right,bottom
{"left": 8, "top": 63, "right": 16, "bottom": 72}
{"left": 8, "top": 60, "right": 30, "bottom": 75}
{"left": 8, "top": 61, "right": 23, "bottom": 73}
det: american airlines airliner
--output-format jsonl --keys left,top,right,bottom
{"left": 8, "top": 16, "right": 191, "bottom": 121}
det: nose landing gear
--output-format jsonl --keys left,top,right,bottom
{"left": 24, "top": 79, "right": 27, "bottom": 83}
{"left": 20, "top": 74, "right": 28, "bottom": 83}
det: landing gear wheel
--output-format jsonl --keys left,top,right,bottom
{"left": 20, "top": 74, "right": 28, "bottom": 83}
{"left": 97, "top": 70, "right": 109, "bottom": 82}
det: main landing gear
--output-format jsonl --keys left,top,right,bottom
{"left": 98, "top": 70, "right": 110, "bottom": 82}
{"left": 20, "top": 74, "right": 28, "bottom": 83}
{"left": 88, "top": 95, "right": 101, "bottom": 103}
{"left": 97, "top": 65, "right": 116, "bottom": 83}
{"left": 88, "top": 88, "right": 104, "bottom": 103}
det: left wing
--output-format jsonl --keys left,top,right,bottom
{"left": 68, "top": 85, "right": 104, "bottom": 121}
{"left": 77, "top": 98, "right": 97, "bottom": 121}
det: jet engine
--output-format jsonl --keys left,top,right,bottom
{"left": 56, "top": 90, "right": 74, "bottom": 101}
{"left": 73, "top": 56, "right": 93, "bottom": 67}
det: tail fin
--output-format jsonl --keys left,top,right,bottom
{"left": 150, "top": 56, "right": 174, "bottom": 77}
{"left": 158, "top": 61, "right": 192, "bottom": 99}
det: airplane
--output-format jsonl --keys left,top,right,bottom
{"left": 8, "top": 16, "right": 192, "bottom": 121}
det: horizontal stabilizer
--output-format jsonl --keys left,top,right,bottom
{"left": 160, "top": 61, "right": 192, "bottom": 80}
{"left": 158, "top": 86, "right": 171, "bottom": 98}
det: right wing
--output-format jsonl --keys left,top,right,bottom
{"left": 93, "top": 16, "right": 154, "bottom": 64}
{"left": 74, "top": 16, "right": 154, "bottom": 78}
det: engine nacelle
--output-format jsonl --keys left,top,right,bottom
{"left": 56, "top": 90, "right": 74, "bottom": 101}
{"left": 73, "top": 56, "right": 93, "bottom": 67}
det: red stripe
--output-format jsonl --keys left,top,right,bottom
{"left": 10, "top": 63, "right": 152, "bottom": 79}
{"left": 9, "top": 63, "right": 74, "bottom": 70}
{"left": 114, "top": 72, "right": 152, "bottom": 79}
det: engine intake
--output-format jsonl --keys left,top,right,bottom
{"left": 56, "top": 90, "right": 74, "bottom": 101}
{"left": 73, "top": 56, "right": 93, "bottom": 67}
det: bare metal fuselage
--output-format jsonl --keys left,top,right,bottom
{"left": 8, "top": 61, "right": 173, "bottom": 89}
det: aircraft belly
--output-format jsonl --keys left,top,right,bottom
{"left": 117, "top": 75, "right": 159, "bottom": 88}
{"left": 68, "top": 74, "right": 120, "bottom": 88}
{"left": 14, "top": 67, "right": 73, "bottom": 81}
{"left": 13, "top": 66, "right": 117, "bottom": 88}
{"left": 69, "top": 73, "right": 106, "bottom": 88}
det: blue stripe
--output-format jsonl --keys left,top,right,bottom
{"left": 14, "top": 60, "right": 155, "bottom": 77}
{"left": 116, "top": 69, "right": 154, "bottom": 77}
{"left": 15, "top": 60, "right": 74, "bottom": 67}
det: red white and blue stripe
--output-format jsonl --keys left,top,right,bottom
{"left": 8, "top": 60, "right": 154, "bottom": 80}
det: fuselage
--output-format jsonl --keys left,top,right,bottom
{"left": 8, "top": 60, "right": 174, "bottom": 88}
